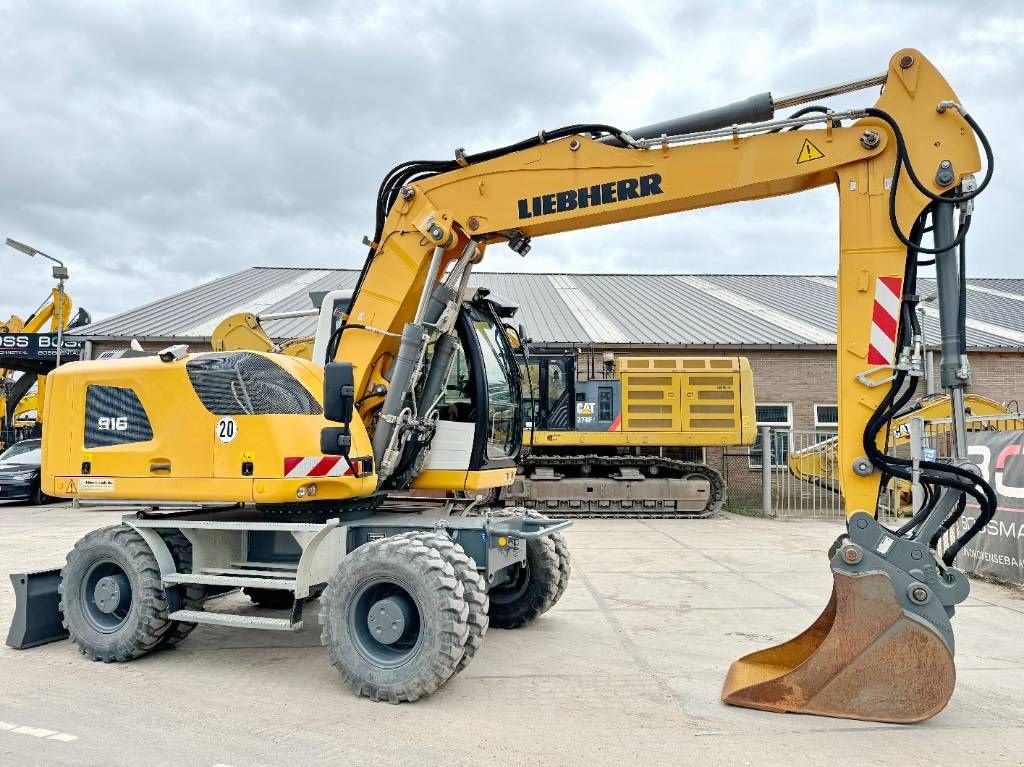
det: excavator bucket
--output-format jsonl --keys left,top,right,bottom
{"left": 722, "top": 568, "right": 955, "bottom": 724}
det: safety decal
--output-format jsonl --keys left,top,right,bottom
{"left": 78, "top": 478, "right": 116, "bottom": 493}
{"left": 796, "top": 138, "right": 825, "bottom": 164}
{"left": 607, "top": 414, "right": 622, "bottom": 432}
{"left": 284, "top": 456, "right": 358, "bottom": 478}
{"left": 867, "top": 276, "right": 903, "bottom": 366}
{"left": 216, "top": 416, "right": 237, "bottom": 444}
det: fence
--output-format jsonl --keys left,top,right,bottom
{"left": 758, "top": 412, "right": 1024, "bottom": 519}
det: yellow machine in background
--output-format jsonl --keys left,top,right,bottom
{"left": 28, "top": 49, "right": 1000, "bottom": 720}
{"left": 510, "top": 353, "right": 755, "bottom": 515}
{"left": 0, "top": 287, "right": 80, "bottom": 448}
{"left": 788, "top": 393, "right": 1013, "bottom": 492}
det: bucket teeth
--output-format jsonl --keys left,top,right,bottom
{"left": 722, "top": 569, "right": 955, "bottom": 724}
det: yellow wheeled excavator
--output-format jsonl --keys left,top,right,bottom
{"left": 9, "top": 49, "right": 997, "bottom": 723}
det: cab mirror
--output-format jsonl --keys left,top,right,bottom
{"left": 323, "top": 362, "right": 355, "bottom": 424}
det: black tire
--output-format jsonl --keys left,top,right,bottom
{"left": 31, "top": 482, "right": 48, "bottom": 506}
{"left": 403, "top": 531, "right": 488, "bottom": 674}
{"left": 319, "top": 532, "right": 470, "bottom": 703}
{"left": 546, "top": 531, "right": 572, "bottom": 614}
{"left": 157, "top": 530, "right": 206, "bottom": 648}
{"left": 59, "top": 525, "right": 173, "bottom": 662}
{"left": 488, "top": 532, "right": 561, "bottom": 629}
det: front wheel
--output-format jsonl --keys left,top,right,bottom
{"left": 319, "top": 532, "right": 470, "bottom": 703}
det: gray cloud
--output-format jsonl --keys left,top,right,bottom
{"left": 1, "top": 0, "right": 1021, "bottom": 322}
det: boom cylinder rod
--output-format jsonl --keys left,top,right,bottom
{"left": 772, "top": 72, "right": 887, "bottom": 110}
{"left": 414, "top": 246, "right": 446, "bottom": 326}
{"left": 933, "top": 201, "right": 970, "bottom": 459}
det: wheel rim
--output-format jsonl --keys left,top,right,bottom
{"left": 80, "top": 559, "right": 133, "bottom": 633}
{"left": 348, "top": 578, "right": 423, "bottom": 668}
{"left": 489, "top": 559, "right": 531, "bottom": 606}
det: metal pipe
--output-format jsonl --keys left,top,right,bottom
{"left": 772, "top": 73, "right": 887, "bottom": 110}
{"left": 925, "top": 349, "right": 936, "bottom": 395}
{"left": 257, "top": 309, "right": 319, "bottom": 322}
{"left": 932, "top": 201, "right": 970, "bottom": 458}
{"left": 761, "top": 425, "right": 773, "bottom": 518}
{"left": 54, "top": 280, "right": 65, "bottom": 369}
{"left": 909, "top": 416, "right": 924, "bottom": 514}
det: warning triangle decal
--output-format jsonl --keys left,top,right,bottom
{"left": 796, "top": 138, "right": 825, "bottom": 164}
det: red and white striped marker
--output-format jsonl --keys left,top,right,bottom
{"left": 867, "top": 276, "right": 903, "bottom": 366}
{"left": 284, "top": 456, "right": 357, "bottom": 478}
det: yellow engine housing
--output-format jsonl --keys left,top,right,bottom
{"left": 41, "top": 352, "right": 379, "bottom": 504}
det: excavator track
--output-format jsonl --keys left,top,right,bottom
{"left": 503, "top": 453, "right": 725, "bottom": 518}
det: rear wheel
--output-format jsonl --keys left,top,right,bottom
{"left": 548, "top": 531, "right": 572, "bottom": 612}
{"left": 59, "top": 525, "right": 173, "bottom": 662}
{"left": 157, "top": 530, "right": 206, "bottom": 648}
{"left": 319, "top": 532, "right": 470, "bottom": 702}
{"left": 488, "top": 533, "right": 561, "bottom": 629}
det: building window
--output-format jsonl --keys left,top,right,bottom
{"left": 814, "top": 404, "right": 839, "bottom": 441}
{"left": 749, "top": 403, "right": 792, "bottom": 468}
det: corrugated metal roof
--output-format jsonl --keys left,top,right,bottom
{"left": 72, "top": 267, "right": 1024, "bottom": 351}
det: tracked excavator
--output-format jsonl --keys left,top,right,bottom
{"left": 509, "top": 351, "right": 755, "bottom": 516}
{"left": 9, "top": 49, "right": 998, "bottom": 722}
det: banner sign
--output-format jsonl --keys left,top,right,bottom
{"left": 944, "top": 430, "right": 1024, "bottom": 586}
{"left": 0, "top": 333, "right": 83, "bottom": 364}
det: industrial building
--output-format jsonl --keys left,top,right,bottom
{"left": 70, "top": 267, "right": 1024, "bottom": 507}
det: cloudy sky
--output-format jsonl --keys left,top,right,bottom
{"left": 1, "top": 0, "right": 1021, "bottom": 322}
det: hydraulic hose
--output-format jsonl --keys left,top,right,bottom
{"left": 864, "top": 107, "right": 993, "bottom": 256}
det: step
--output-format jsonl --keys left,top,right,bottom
{"left": 164, "top": 573, "right": 297, "bottom": 590}
{"left": 169, "top": 609, "right": 301, "bottom": 631}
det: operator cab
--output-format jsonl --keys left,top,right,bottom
{"left": 520, "top": 352, "right": 620, "bottom": 436}
{"left": 419, "top": 289, "right": 523, "bottom": 472}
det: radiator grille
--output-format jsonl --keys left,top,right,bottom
{"left": 85, "top": 386, "right": 154, "bottom": 448}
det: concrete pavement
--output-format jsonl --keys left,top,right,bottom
{"left": 1, "top": 504, "right": 1023, "bottom": 766}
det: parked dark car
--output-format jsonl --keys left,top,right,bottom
{"left": 0, "top": 438, "right": 49, "bottom": 505}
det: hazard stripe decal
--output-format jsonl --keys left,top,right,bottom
{"left": 867, "top": 276, "right": 903, "bottom": 366}
{"left": 284, "top": 456, "right": 356, "bottom": 478}
{"left": 607, "top": 414, "right": 622, "bottom": 432}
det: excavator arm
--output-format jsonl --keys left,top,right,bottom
{"left": 334, "top": 49, "right": 995, "bottom": 722}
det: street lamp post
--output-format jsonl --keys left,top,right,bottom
{"left": 5, "top": 238, "right": 69, "bottom": 368}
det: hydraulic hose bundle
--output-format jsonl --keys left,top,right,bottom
{"left": 858, "top": 107, "right": 997, "bottom": 565}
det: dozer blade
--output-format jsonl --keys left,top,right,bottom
{"left": 6, "top": 569, "right": 68, "bottom": 650}
{"left": 722, "top": 569, "right": 955, "bottom": 724}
